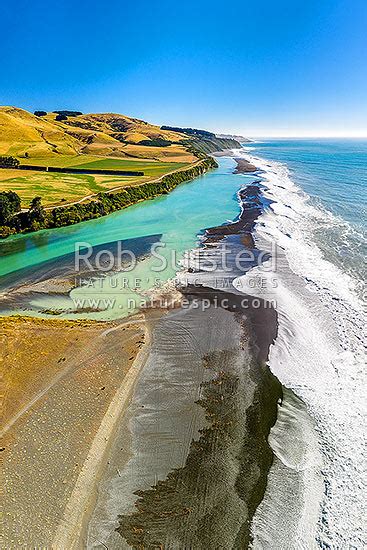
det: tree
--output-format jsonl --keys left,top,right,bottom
{"left": 0, "top": 191, "right": 21, "bottom": 224}
{"left": 29, "top": 196, "right": 45, "bottom": 223}
{"left": 0, "top": 156, "right": 20, "bottom": 168}
{"left": 53, "top": 110, "right": 82, "bottom": 117}
{"left": 138, "top": 138, "right": 173, "bottom": 147}
{"left": 55, "top": 114, "right": 67, "bottom": 122}
{"left": 30, "top": 196, "right": 43, "bottom": 213}
{"left": 34, "top": 110, "right": 47, "bottom": 117}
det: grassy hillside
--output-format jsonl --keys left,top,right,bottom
{"left": 0, "top": 107, "right": 80, "bottom": 157}
{"left": 184, "top": 135, "right": 242, "bottom": 154}
{"left": 0, "top": 107, "right": 194, "bottom": 162}
{"left": 0, "top": 107, "right": 241, "bottom": 208}
{"left": 160, "top": 125, "right": 242, "bottom": 154}
{"left": 0, "top": 107, "right": 198, "bottom": 205}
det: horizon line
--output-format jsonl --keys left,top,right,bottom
{"left": 244, "top": 135, "right": 367, "bottom": 139}
{"left": 2, "top": 105, "right": 366, "bottom": 139}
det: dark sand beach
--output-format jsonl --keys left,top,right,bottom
{"left": 234, "top": 158, "right": 258, "bottom": 173}
{"left": 86, "top": 167, "right": 283, "bottom": 548}
{"left": 213, "top": 153, "right": 257, "bottom": 173}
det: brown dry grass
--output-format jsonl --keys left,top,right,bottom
{"left": 0, "top": 107, "right": 195, "bottom": 205}
{"left": 0, "top": 106, "right": 193, "bottom": 162}
{"left": 1, "top": 314, "right": 146, "bottom": 547}
{"left": 1, "top": 316, "right": 110, "bottom": 427}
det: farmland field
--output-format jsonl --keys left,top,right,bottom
{"left": 70, "top": 158, "right": 188, "bottom": 176}
{"left": 0, "top": 157, "right": 190, "bottom": 206}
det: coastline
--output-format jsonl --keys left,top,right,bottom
{"left": 2, "top": 139, "right": 365, "bottom": 548}
{"left": 82, "top": 148, "right": 363, "bottom": 548}
{"left": 233, "top": 157, "right": 258, "bottom": 173}
{"left": 110, "top": 155, "right": 283, "bottom": 548}
{"left": 2, "top": 153, "right": 287, "bottom": 548}
{"left": 232, "top": 145, "right": 366, "bottom": 547}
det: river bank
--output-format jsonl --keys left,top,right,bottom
{"left": 0, "top": 157, "right": 217, "bottom": 239}
{"left": 2, "top": 154, "right": 283, "bottom": 548}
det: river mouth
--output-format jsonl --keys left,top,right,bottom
{"left": 0, "top": 156, "right": 309, "bottom": 549}
{"left": 84, "top": 162, "right": 286, "bottom": 549}
{"left": 1, "top": 158, "right": 250, "bottom": 319}
{"left": 1, "top": 155, "right": 325, "bottom": 549}
{"left": 0, "top": 233, "right": 163, "bottom": 315}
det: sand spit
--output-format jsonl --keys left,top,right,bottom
{"left": 211, "top": 153, "right": 257, "bottom": 172}
{"left": 116, "top": 296, "right": 281, "bottom": 549}
{"left": 112, "top": 175, "right": 282, "bottom": 548}
{"left": 1, "top": 314, "right": 148, "bottom": 547}
{"left": 233, "top": 158, "right": 258, "bottom": 174}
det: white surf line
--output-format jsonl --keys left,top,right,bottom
{"left": 52, "top": 323, "right": 151, "bottom": 550}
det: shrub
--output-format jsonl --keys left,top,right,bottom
{"left": 161, "top": 126, "right": 215, "bottom": 138}
{"left": 0, "top": 156, "right": 20, "bottom": 168}
{"left": 53, "top": 110, "right": 83, "bottom": 117}
{"left": 138, "top": 138, "right": 173, "bottom": 147}
{"left": 0, "top": 225, "right": 16, "bottom": 238}
{"left": 0, "top": 190, "right": 21, "bottom": 224}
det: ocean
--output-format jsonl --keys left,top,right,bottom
{"left": 245, "top": 139, "right": 366, "bottom": 288}
{"left": 233, "top": 139, "right": 366, "bottom": 548}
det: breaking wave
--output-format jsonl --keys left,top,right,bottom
{"left": 233, "top": 151, "right": 366, "bottom": 548}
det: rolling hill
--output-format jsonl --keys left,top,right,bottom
{"left": 0, "top": 107, "right": 242, "bottom": 213}
{"left": 0, "top": 107, "right": 196, "bottom": 163}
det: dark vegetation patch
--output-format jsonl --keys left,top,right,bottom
{"left": 53, "top": 110, "right": 83, "bottom": 117}
{"left": 0, "top": 156, "right": 19, "bottom": 169}
{"left": 161, "top": 126, "right": 216, "bottom": 138}
{"left": 138, "top": 138, "right": 174, "bottom": 147}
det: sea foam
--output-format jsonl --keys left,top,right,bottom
{"left": 232, "top": 151, "right": 366, "bottom": 548}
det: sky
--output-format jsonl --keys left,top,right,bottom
{"left": 1, "top": 0, "right": 367, "bottom": 137}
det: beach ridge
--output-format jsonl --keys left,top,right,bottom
{"left": 51, "top": 318, "right": 151, "bottom": 549}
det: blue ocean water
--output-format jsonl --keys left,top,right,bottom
{"left": 245, "top": 139, "right": 367, "bottom": 286}
{"left": 238, "top": 139, "right": 367, "bottom": 547}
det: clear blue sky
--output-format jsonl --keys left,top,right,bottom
{"left": 1, "top": 0, "right": 366, "bottom": 136}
